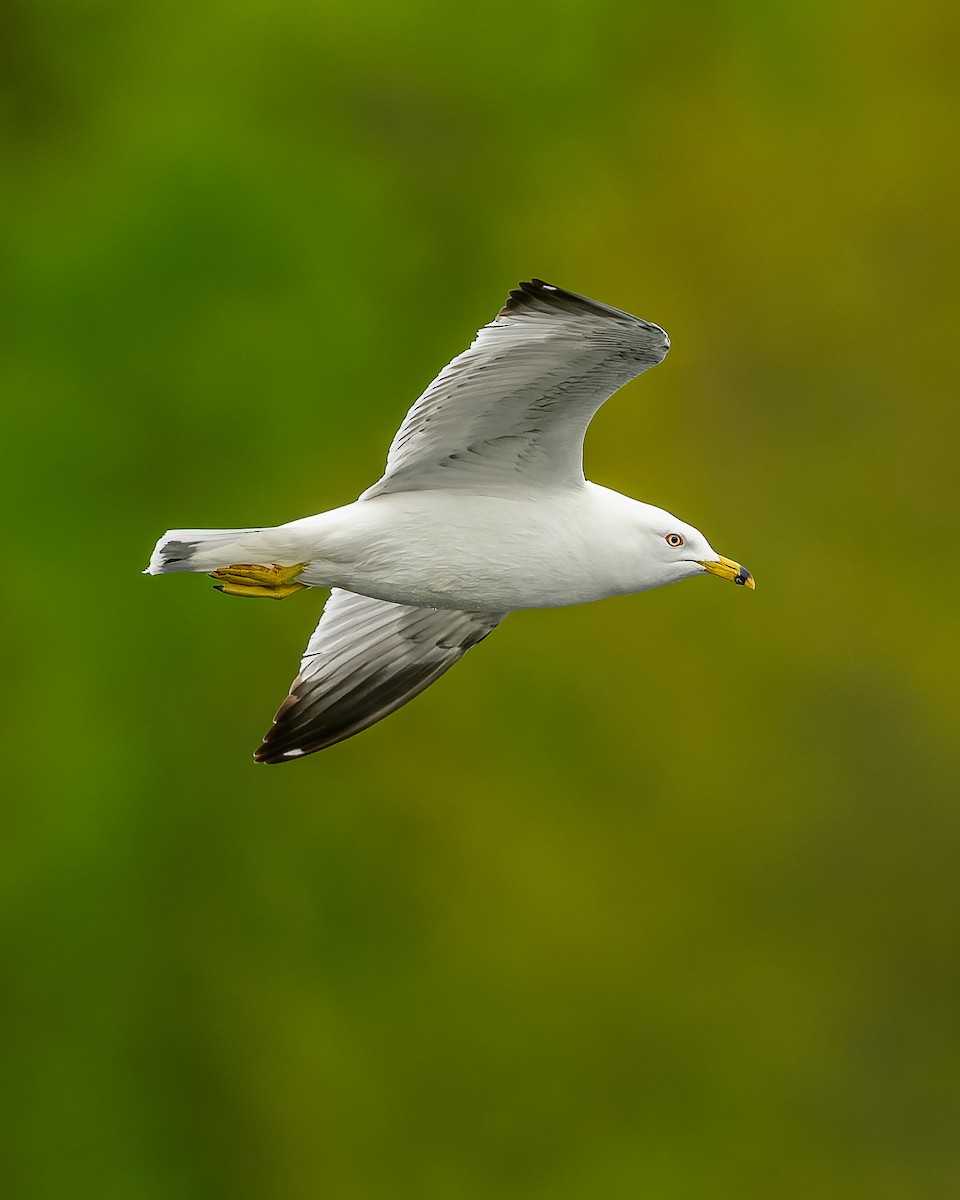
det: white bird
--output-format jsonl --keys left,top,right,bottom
{"left": 145, "top": 279, "right": 754, "bottom": 763}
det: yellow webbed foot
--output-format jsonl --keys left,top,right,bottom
{"left": 210, "top": 562, "right": 308, "bottom": 600}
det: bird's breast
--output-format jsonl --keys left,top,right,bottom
{"left": 291, "top": 490, "right": 631, "bottom": 611}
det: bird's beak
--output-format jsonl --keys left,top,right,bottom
{"left": 698, "top": 555, "right": 756, "bottom": 589}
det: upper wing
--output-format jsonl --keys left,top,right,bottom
{"left": 255, "top": 589, "right": 504, "bottom": 762}
{"left": 360, "top": 279, "right": 670, "bottom": 498}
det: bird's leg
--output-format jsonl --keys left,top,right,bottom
{"left": 210, "top": 563, "right": 308, "bottom": 600}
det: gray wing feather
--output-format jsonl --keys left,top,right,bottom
{"left": 361, "top": 279, "right": 669, "bottom": 498}
{"left": 255, "top": 589, "right": 503, "bottom": 762}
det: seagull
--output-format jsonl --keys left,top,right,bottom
{"left": 145, "top": 279, "right": 754, "bottom": 763}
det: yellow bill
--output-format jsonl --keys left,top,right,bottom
{"left": 698, "top": 555, "right": 756, "bottom": 589}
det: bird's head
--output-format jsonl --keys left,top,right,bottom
{"left": 638, "top": 508, "right": 755, "bottom": 591}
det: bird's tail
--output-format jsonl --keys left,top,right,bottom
{"left": 144, "top": 527, "right": 274, "bottom": 575}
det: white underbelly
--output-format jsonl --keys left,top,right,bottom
{"left": 283, "top": 490, "right": 628, "bottom": 611}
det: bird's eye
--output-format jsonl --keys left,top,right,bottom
{"left": 665, "top": 533, "right": 684, "bottom": 547}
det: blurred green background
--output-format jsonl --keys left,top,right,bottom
{"left": 3, "top": 1, "right": 959, "bottom": 1196}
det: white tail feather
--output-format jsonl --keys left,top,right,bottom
{"left": 144, "top": 527, "right": 270, "bottom": 575}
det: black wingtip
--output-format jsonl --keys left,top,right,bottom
{"left": 254, "top": 744, "right": 309, "bottom": 765}
{"left": 254, "top": 722, "right": 312, "bottom": 764}
{"left": 253, "top": 740, "right": 285, "bottom": 765}
{"left": 499, "top": 279, "right": 559, "bottom": 316}
{"left": 497, "top": 279, "right": 645, "bottom": 325}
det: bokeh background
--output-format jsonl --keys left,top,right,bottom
{"left": 3, "top": 2, "right": 959, "bottom": 1196}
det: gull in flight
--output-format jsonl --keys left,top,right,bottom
{"left": 145, "top": 279, "right": 754, "bottom": 763}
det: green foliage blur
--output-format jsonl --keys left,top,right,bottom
{"left": 3, "top": 2, "right": 959, "bottom": 1196}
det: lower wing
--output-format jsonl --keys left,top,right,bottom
{"left": 255, "top": 589, "right": 504, "bottom": 762}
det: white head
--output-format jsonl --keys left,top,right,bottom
{"left": 629, "top": 502, "right": 755, "bottom": 593}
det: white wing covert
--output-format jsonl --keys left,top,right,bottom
{"left": 255, "top": 589, "right": 504, "bottom": 762}
{"left": 361, "top": 279, "right": 670, "bottom": 499}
